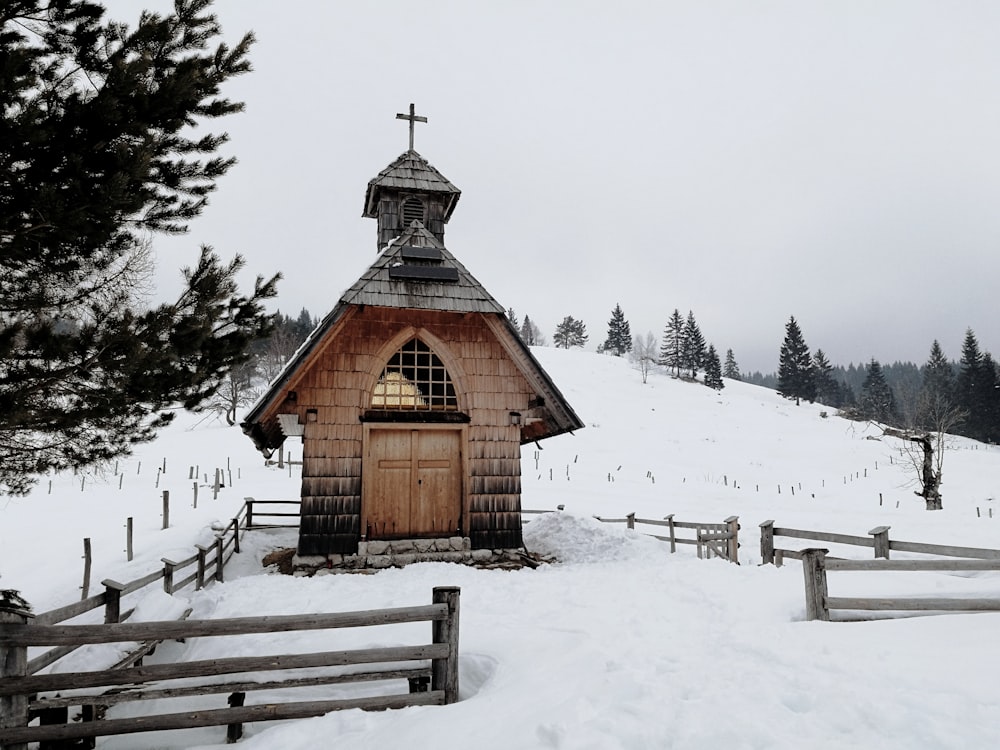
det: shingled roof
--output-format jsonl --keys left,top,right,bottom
{"left": 362, "top": 149, "right": 461, "bottom": 220}
{"left": 241, "top": 221, "right": 584, "bottom": 449}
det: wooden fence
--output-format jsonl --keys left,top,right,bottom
{"left": 759, "top": 520, "right": 1000, "bottom": 566}
{"left": 799, "top": 549, "right": 1000, "bottom": 621}
{"left": 593, "top": 513, "right": 740, "bottom": 564}
{"left": 0, "top": 587, "right": 460, "bottom": 749}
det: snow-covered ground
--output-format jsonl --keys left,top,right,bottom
{"left": 2, "top": 347, "right": 999, "bottom": 749}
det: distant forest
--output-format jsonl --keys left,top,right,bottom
{"left": 244, "top": 307, "right": 997, "bottom": 447}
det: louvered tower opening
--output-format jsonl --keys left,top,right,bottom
{"left": 401, "top": 197, "right": 425, "bottom": 227}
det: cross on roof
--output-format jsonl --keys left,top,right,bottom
{"left": 396, "top": 103, "right": 427, "bottom": 151}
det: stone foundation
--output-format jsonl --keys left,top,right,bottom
{"left": 292, "top": 536, "right": 537, "bottom": 576}
{"left": 290, "top": 537, "right": 533, "bottom": 575}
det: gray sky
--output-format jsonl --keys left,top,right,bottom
{"left": 112, "top": 0, "right": 1000, "bottom": 373}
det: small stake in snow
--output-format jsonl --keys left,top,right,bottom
{"left": 125, "top": 517, "right": 133, "bottom": 561}
{"left": 162, "top": 490, "right": 170, "bottom": 530}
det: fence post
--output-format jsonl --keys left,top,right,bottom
{"left": 81, "top": 537, "right": 92, "bottom": 599}
{"left": 195, "top": 545, "right": 208, "bottom": 590}
{"left": 215, "top": 536, "right": 225, "bottom": 583}
{"left": 102, "top": 579, "right": 125, "bottom": 623}
{"left": 245, "top": 497, "right": 255, "bottom": 530}
{"left": 800, "top": 548, "right": 831, "bottom": 621}
{"left": 869, "top": 525, "right": 891, "bottom": 559}
{"left": 126, "top": 516, "right": 134, "bottom": 562}
{"left": 162, "top": 490, "right": 170, "bottom": 530}
{"left": 232, "top": 518, "right": 241, "bottom": 554}
{"left": 725, "top": 516, "right": 740, "bottom": 564}
{"left": 162, "top": 558, "right": 177, "bottom": 594}
{"left": 0, "top": 595, "right": 32, "bottom": 750}
{"left": 226, "top": 692, "right": 245, "bottom": 743}
{"left": 626, "top": 512, "right": 635, "bottom": 530}
{"left": 759, "top": 520, "right": 775, "bottom": 565}
{"left": 664, "top": 514, "right": 676, "bottom": 553}
{"left": 432, "top": 586, "right": 461, "bottom": 704}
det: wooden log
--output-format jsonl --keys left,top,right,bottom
{"left": 31, "top": 667, "right": 432, "bottom": 708}
{"left": 0, "top": 605, "right": 448, "bottom": 648}
{"left": 826, "top": 596, "right": 1000, "bottom": 612}
{"left": 0, "top": 690, "right": 446, "bottom": 745}
{"left": 889, "top": 539, "right": 1000, "bottom": 560}
{"left": 826, "top": 558, "right": 1000, "bottom": 572}
{"left": 2, "top": 644, "right": 450, "bottom": 696}
{"left": 800, "top": 548, "right": 830, "bottom": 621}
{"left": 773, "top": 526, "right": 874, "bottom": 547}
{"left": 431, "top": 587, "right": 461, "bottom": 704}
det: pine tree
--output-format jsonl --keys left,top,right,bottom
{"left": 553, "top": 316, "right": 588, "bottom": 349}
{"left": 519, "top": 315, "right": 538, "bottom": 345}
{"left": 680, "top": 311, "right": 706, "bottom": 379}
{"left": 0, "top": 1, "right": 277, "bottom": 495}
{"left": 703, "top": 345, "right": 724, "bottom": 390}
{"left": 602, "top": 304, "right": 632, "bottom": 357}
{"left": 812, "top": 349, "right": 839, "bottom": 407}
{"left": 955, "top": 329, "right": 987, "bottom": 440}
{"left": 776, "top": 316, "right": 815, "bottom": 403}
{"left": 860, "top": 359, "right": 897, "bottom": 424}
{"left": 722, "top": 349, "right": 741, "bottom": 381}
{"left": 506, "top": 308, "right": 519, "bottom": 330}
{"left": 659, "top": 309, "right": 684, "bottom": 377}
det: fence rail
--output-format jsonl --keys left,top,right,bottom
{"left": 798, "top": 548, "right": 1000, "bottom": 621}
{"left": 759, "top": 520, "right": 1000, "bottom": 566}
{"left": 0, "top": 588, "right": 460, "bottom": 748}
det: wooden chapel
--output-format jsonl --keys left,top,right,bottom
{"left": 242, "top": 105, "right": 583, "bottom": 558}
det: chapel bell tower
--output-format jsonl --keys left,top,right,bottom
{"left": 362, "top": 103, "right": 462, "bottom": 251}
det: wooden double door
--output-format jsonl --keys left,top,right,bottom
{"left": 362, "top": 426, "right": 463, "bottom": 540}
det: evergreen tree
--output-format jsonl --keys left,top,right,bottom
{"left": 602, "top": 304, "right": 632, "bottom": 357}
{"left": 703, "top": 345, "right": 724, "bottom": 390}
{"left": 776, "top": 316, "right": 815, "bottom": 403}
{"left": 860, "top": 359, "right": 897, "bottom": 424}
{"left": 922, "top": 340, "right": 954, "bottom": 400}
{"left": 812, "top": 349, "right": 839, "bottom": 407}
{"left": 955, "top": 329, "right": 988, "bottom": 440}
{"left": 506, "top": 308, "right": 519, "bottom": 330}
{"left": 0, "top": 0, "right": 277, "bottom": 495}
{"left": 680, "top": 311, "right": 706, "bottom": 379}
{"left": 659, "top": 309, "right": 684, "bottom": 377}
{"left": 722, "top": 349, "right": 741, "bottom": 381}
{"left": 553, "top": 316, "right": 588, "bottom": 349}
{"left": 519, "top": 315, "right": 541, "bottom": 345}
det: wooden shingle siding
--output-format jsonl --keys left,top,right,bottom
{"left": 278, "top": 306, "right": 536, "bottom": 554}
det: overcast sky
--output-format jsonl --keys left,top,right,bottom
{"left": 107, "top": 0, "right": 1000, "bottom": 374}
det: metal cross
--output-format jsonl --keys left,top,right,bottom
{"left": 396, "top": 103, "right": 427, "bottom": 151}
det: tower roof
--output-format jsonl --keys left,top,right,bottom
{"left": 362, "top": 149, "right": 461, "bottom": 220}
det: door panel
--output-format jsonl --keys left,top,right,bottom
{"left": 365, "top": 427, "right": 462, "bottom": 540}
{"left": 412, "top": 430, "right": 461, "bottom": 536}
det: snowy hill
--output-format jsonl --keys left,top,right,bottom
{"left": 2, "top": 347, "right": 999, "bottom": 749}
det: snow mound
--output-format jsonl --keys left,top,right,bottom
{"left": 522, "top": 510, "right": 666, "bottom": 564}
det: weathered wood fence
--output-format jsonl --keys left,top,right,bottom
{"left": 0, "top": 587, "right": 460, "bottom": 749}
{"left": 759, "top": 520, "right": 1000, "bottom": 566}
{"left": 799, "top": 549, "right": 1000, "bottom": 621}
{"left": 594, "top": 513, "right": 740, "bottom": 563}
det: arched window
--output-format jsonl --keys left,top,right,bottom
{"left": 401, "top": 196, "right": 425, "bottom": 227}
{"left": 372, "top": 339, "right": 457, "bottom": 411}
